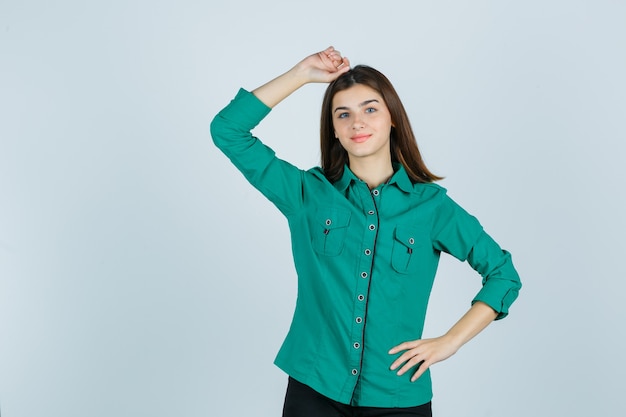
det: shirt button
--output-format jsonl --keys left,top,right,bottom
{"left": 368, "top": 224, "right": 376, "bottom": 231}
{"left": 360, "top": 272, "right": 368, "bottom": 279}
{"left": 356, "top": 317, "right": 363, "bottom": 324}
{"left": 352, "top": 369, "right": 358, "bottom": 376}
{"left": 358, "top": 294, "right": 364, "bottom": 301}
{"left": 372, "top": 189, "right": 380, "bottom": 196}
{"left": 409, "top": 237, "right": 415, "bottom": 245}
{"left": 364, "top": 249, "right": 371, "bottom": 256}
{"left": 368, "top": 210, "right": 375, "bottom": 215}
{"left": 353, "top": 342, "right": 361, "bottom": 349}
{"left": 325, "top": 219, "right": 332, "bottom": 226}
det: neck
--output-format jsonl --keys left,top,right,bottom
{"left": 348, "top": 156, "right": 395, "bottom": 189}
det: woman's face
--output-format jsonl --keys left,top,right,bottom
{"left": 331, "top": 84, "right": 393, "bottom": 164}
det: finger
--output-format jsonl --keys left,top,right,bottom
{"left": 390, "top": 348, "right": 420, "bottom": 370}
{"left": 329, "top": 51, "right": 342, "bottom": 61}
{"left": 336, "top": 62, "right": 351, "bottom": 75}
{"left": 328, "top": 56, "right": 343, "bottom": 69}
{"left": 389, "top": 341, "right": 418, "bottom": 355}
{"left": 389, "top": 357, "right": 404, "bottom": 371}
{"left": 388, "top": 343, "right": 408, "bottom": 355}
{"left": 319, "top": 52, "right": 340, "bottom": 71}
{"left": 410, "top": 361, "right": 429, "bottom": 382}
{"left": 389, "top": 347, "right": 401, "bottom": 355}
{"left": 318, "top": 50, "right": 332, "bottom": 62}
{"left": 326, "top": 50, "right": 345, "bottom": 66}
{"left": 397, "top": 357, "right": 424, "bottom": 376}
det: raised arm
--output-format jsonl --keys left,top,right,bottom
{"left": 211, "top": 46, "right": 350, "bottom": 216}
{"left": 252, "top": 46, "right": 351, "bottom": 108}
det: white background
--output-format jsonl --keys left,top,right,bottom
{"left": 1, "top": 1, "right": 625, "bottom": 416}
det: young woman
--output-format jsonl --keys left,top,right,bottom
{"left": 211, "top": 46, "right": 521, "bottom": 417}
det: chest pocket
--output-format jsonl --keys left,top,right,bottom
{"left": 391, "top": 225, "right": 426, "bottom": 274}
{"left": 311, "top": 208, "right": 351, "bottom": 257}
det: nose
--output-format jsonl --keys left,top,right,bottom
{"left": 352, "top": 114, "right": 365, "bottom": 129}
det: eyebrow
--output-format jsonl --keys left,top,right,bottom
{"left": 333, "top": 99, "right": 380, "bottom": 114}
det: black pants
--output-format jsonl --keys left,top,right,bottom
{"left": 282, "top": 377, "right": 432, "bottom": 417}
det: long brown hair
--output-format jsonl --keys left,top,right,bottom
{"left": 320, "top": 65, "right": 442, "bottom": 183}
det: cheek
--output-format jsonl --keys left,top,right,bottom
{"left": 333, "top": 122, "right": 345, "bottom": 138}
{"left": 336, "top": 137, "right": 350, "bottom": 150}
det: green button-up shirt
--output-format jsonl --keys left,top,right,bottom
{"left": 211, "top": 89, "right": 521, "bottom": 408}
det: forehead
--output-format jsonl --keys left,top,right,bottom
{"left": 332, "top": 84, "right": 384, "bottom": 107}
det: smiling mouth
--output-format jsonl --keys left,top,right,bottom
{"left": 351, "top": 134, "right": 371, "bottom": 143}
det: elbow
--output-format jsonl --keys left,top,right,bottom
{"left": 210, "top": 115, "right": 224, "bottom": 148}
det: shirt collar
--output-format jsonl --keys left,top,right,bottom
{"left": 334, "top": 165, "right": 360, "bottom": 192}
{"left": 334, "top": 163, "right": 414, "bottom": 193}
{"left": 388, "top": 163, "right": 414, "bottom": 193}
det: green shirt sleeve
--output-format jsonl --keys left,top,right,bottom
{"left": 431, "top": 193, "right": 521, "bottom": 319}
{"left": 210, "top": 88, "right": 305, "bottom": 215}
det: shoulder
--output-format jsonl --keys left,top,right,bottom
{"left": 307, "top": 166, "right": 326, "bottom": 177}
{"left": 304, "top": 166, "right": 327, "bottom": 183}
{"left": 409, "top": 182, "right": 476, "bottom": 221}
{"left": 410, "top": 181, "right": 449, "bottom": 201}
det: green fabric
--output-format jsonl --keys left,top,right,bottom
{"left": 211, "top": 89, "right": 521, "bottom": 407}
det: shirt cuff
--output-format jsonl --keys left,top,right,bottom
{"left": 218, "top": 88, "right": 271, "bottom": 129}
{"left": 472, "top": 274, "right": 521, "bottom": 320}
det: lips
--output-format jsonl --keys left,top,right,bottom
{"left": 351, "top": 134, "right": 371, "bottom": 143}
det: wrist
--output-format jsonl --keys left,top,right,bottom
{"left": 440, "top": 332, "right": 464, "bottom": 353}
{"left": 288, "top": 61, "right": 319, "bottom": 86}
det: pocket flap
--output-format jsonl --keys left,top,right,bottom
{"left": 394, "top": 226, "right": 420, "bottom": 248}
{"left": 316, "top": 208, "right": 351, "bottom": 230}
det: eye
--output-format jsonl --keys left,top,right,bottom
{"left": 365, "top": 107, "right": 377, "bottom": 113}
{"left": 337, "top": 112, "right": 350, "bottom": 119}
